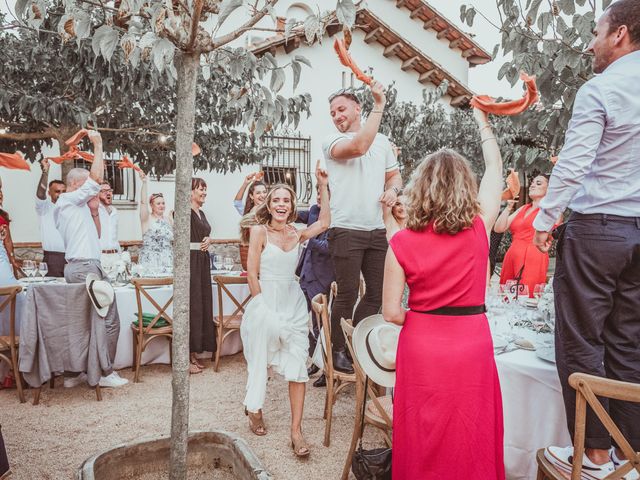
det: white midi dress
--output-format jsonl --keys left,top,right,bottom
{"left": 241, "top": 228, "right": 309, "bottom": 413}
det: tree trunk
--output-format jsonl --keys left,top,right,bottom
{"left": 170, "top": 51, "right": 200, "bottom": 480}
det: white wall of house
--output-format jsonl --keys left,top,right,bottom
{"left": 4, "top": 0, "right": 479, "bottom": 244}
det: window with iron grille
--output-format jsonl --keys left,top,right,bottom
{"left": 260, "top": 134, "right": 312, "bottom": 206}
{"left": 73, "top": 154, "right": 137, "bottom": 205}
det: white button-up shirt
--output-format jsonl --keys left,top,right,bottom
{"left": 35, "top": 198, "right": 65, "bottom": 253}
{"left": 534, "top": 51, "right": 640, "bottom": 231}
{"left": 54, "top": 178, "right": 101, "bottom": 261}
{"left": 98, "top": 204, "right": 120, "bottom": 251}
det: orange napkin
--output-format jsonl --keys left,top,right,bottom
{"left": 192, "top": 143, "right": 201, "bottom": 156}
{"left": 65, "top": 129, "right": 89, "bottom": 146}
{"left": 0, "top": 152, "right": 30, "bottom": 171}
{"left": 550, "top": 156, "right": 558, "bottom": 165}
{"left": 470, "top": 72, "right": 539, "bottom": 116}
{"left": 116, "top": 155, "right": 142, "bottom": 172}
{"left": 333, "top": 38, "right": 372, "bottom": 86}
{"left": 47, "top": 145, "right": 94, "bottom": 164}
{"left": 501, "top": 170, "right": 520, "bottom": 200}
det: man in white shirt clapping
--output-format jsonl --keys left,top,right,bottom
{"left": 54, "top": 130, "right": 127, "bottom": 388}
{"left": 35, "top": 159, "right": 66, "bottom": 277}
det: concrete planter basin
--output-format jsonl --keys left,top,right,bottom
{"left": 77, "top": 431, "right": 272, "bottom": 480}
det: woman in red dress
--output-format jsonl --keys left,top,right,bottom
{"left": 495, "top": 175, "right": 553, "bottom": 295}
{"left": 382, "top": 109, "right": 505, "bottom": 479}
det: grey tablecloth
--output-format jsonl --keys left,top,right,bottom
{"left": 18, "top": 283, "right": 114, "bottom": 387}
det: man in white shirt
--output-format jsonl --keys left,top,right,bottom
{"left": 533, "top": 2, "right": 640, "bottom": 476}
{"left": 54, "top": 131, "right": 127, "bottom": 389}
{"left": 322, "top": 81, "right": 402, "bottom": 373}
{"left": 98, "top": 181, "right": 120, "bottom": 272}
{"left": 35, "top": 159, "right": 66, "bottom": 277}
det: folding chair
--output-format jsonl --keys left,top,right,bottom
{"left": 536, "top": 372, "right": 640, "bottom": 480}
{"left": 212, "top": 275, "right": 250, "bottom": 372}
{"left": 131, "top": 278, "right": 173, "bottom": 382}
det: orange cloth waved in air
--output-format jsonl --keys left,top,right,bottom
{"left": 501, "top": 169, "right": 521, "bottom": 200}
{"left": 47, "top": 145, "right": 94, "bottom": 165}
{"left": 0, "top": 152, "right": 30, "bottom": 171}
{"left": 550, "top": 156, "right": 558, "bottom": 165}
{"left": 65, "top": 129, "right": 89, "bottom": 146}
{"left": 471, "top": 72, "right": 539, "bottom": 116}
{"left": 116, "top": 155, "right": 142, "bottom": 172}
{"left": 333, "top": 38, "right": 372, "bottom": 85}
{"left": 192, "top": 143, "right": 201, "bottom": 156}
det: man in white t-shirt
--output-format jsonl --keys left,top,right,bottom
{"left": 54, "top": 131, "right": 127, "bottom": 389}
{"left": 322, "top": 81, "right": 402, "bottom": 373}
{"left": 35, "top": 159, "right": 66, "bottom": 277}
{"left": 98, "top": 181, "right": 120, "bottom": 272}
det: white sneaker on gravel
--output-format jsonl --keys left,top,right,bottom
{"left": 545, "top": 446, "right": 615, "bottom": 480}
{"left": 99, "top": 372, "right": 128, "bottom": 388}
{"left": 610, "top": 448, "right": 640, "bottom": 480}
{"left": 63, "top": 373, "right": 87, "bottom": 388}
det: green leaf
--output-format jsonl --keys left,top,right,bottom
{"left": 151, "top": 37, "right": 174, "bottom": 72}
{"left": 270, "top": 67, "right": 285, "bottom": 93}
{"left": 460, "top": 4, "right": 467, "bottom": 22}
{"left": 558, "top": 0, "right": 575, "bottom": 15}
{"left": 92, "top": 25, "right": 119, "bottom": 62}
{"left": 218, "top": 0, "right": 243, "bottom": 28}
{"left": 304, "top": 14, "right": 321, "bottom": 43}
{"left": 74, "top": 11, "right": 91, "bottom": 41}
{"left": 284, "top": 18, "right": 296, "bottom": 38}
{"left": 291, "top": 61, "right": 302, "bottom": 91}
{"left": 293, "top": 54, "right": 311, "bottom": 68}
{"left": 602, "top": 0, "right": 613, "bottom": 8}
{"left": 336, "top": 0, "right": 356, "bottom": 28}
{"left": 465, "top": 8, "right": 476, "bottom": 26}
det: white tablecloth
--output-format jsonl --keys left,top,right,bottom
{"left": 490, "top": 319, "right": 571, "bottom": 480}
{"left": 113, "top": 282, "right": 249, "bottom": 369}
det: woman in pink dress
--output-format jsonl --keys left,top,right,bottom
{"left": 382, "top": 108, "right": 505, "bottom": 479}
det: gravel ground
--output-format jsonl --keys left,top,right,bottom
{"left": 0, "top": 354, "right": 384, "bottom": 479}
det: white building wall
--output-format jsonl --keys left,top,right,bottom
{"left": 4, "top": 0, "right": 472, "bottom": 244}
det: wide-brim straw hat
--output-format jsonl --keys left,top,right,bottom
{"left": 352, "top": 314, "right": 401, "bottom": 388}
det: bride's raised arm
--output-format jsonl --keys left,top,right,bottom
{"left": 298, "top": 161, "right": 330, "bottom": 243}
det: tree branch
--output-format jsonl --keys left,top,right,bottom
{"left": 0, "top": 129, "right": 58, "bottom": 141}
{"left": 208, "top": 0, "right": 279, "bottom": 51}
{"left": 187, "top": 0, "right": 204, "bottom": 52}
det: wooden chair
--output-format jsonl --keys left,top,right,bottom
{"left": 311, "top": 293, "right": 356, "bottom": 447}
{"left": 536, "top": 372, "right": 640, "bottom": 480}
{"left": 0, "top": 286, "right": 25, "bottom": 403}
{"left": 131, "top": 278, "right": 173, "bottom": 383}
{"left": 340, "top": 318, "right": 393, "bottom": 480}
{"left": 212, "top": 275, "right": 250, "bottom": 372}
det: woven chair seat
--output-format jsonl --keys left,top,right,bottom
{"left": 130, "top": 324, "right": 173, "bottom": 335}
{"left": 0, "top": 335, "right": 19, "bottom": 351}
{"left": 366, "top": 395, "right": 393, "bottom": 423}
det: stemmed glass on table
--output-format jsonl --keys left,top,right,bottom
{"left": 22, "top": 260, "right": 36, "bottom": 279}
{"left": 38, "top": 262, "right": 48, "bottom": 279}
{"left": 223, "top": 257, "right": 234, "bottom": 272}
{"left": 212, "top": 255, "right": 223, "bottom": 271}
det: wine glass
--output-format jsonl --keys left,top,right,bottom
{"left": 533, "top": 283, "right": 546, "bottom": 301}
{"left": 213, "top": 255, "right": 223, "bottom": 271}
{"left": 23, "top": 260, "right": 35, "bottom": 278}
{"left": 504, "top": 280, "right": 518, "bottom": 304}
{"left": 223, "top": 257, "right": 234, "bottom": 272}
{"left": 38, "top": 262, "right": 48, "bottom": 279}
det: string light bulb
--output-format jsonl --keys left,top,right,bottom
{"left": 159, "top": 135, "right": 168, "bottom": 143}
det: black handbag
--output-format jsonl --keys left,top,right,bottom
{"left": 351, "top": 377, "right": 392, "bottom": 480}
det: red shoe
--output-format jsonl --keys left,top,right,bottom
{"left": 2, "top": 374, "right": 15, "bottom": 389}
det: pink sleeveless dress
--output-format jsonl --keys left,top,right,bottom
{"left": 389, "top": 217, "right": 505, "bottom": 479}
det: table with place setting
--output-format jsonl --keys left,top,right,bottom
{"left": 486, "top": 282, "right": 571, "bottom": 480}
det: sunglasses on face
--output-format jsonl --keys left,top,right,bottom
{"left": 328, "top": 88, "right": 361, "bottom": 104}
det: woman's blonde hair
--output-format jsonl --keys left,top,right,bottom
{"left": 254, "top": 184, "right": 298, "bottom": 225}
{"left": 405, "top": 148, "right": 480, "bottom": 234}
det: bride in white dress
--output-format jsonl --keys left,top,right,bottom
{"left": 241, "top": 163, "right": 329, "bottom": 458}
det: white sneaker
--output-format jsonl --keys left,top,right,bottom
{"left": 545, "top": 446, "right": 616, "bottom": 480}
{"left": 610, "top": 448, "right": 640, "bottom": 480}
{"left": 63, "top": 373, "right": 87, "bottom": 388}
{"left": 99, "top": 372, "right": 128, "bottom": 388}
{"left": 110, "top": 371, "right": 129, "bottom": 385}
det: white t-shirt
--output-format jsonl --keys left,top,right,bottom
{"left": 322, "top": 132, "right": 398, "bottom": 230}
{"left": 98, "top": 204, "right": 120, "bottom": 251}
{"left": 35, "top": 198, "right": 65, "bottom": 253}
{"left": 54, "top": 178, "right": 101, "bottom": 261}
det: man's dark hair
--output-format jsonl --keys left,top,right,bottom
{"left": 48, "top": 180, "right": 65, "bottom": 188}
{"left": 607, "top": 0, "right": 640, "bottom": 45}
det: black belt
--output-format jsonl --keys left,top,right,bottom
{"left": 410, "top": 304, "right": 486, "bottom": 316}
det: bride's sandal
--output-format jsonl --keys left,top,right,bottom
{"left": 245, "top": 408, "right": 267, "bottom": 436}
{"left": 189, "top": 362, "right": 202, "bottom": 375}
{"left": 291, "top": 432, "right": 310, "bottom": 458}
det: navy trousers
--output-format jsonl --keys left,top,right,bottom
{"left": 554, "top": 212, "right": 640, "bottom": 450}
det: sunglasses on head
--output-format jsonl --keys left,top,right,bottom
{"left": 328, "top": 88, "right": 361, "bottom": 104}
{"left": 149, "top": 193, "right": 163, "bottom": 202}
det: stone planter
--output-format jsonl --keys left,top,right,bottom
{"left": 77, "top": 431, "right": 271, "bottom": 480}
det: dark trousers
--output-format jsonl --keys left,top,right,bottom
{"left": 554, "top": 212, "right": 640, "bottom": 450}
{"left": 328, "top": 228, "right": 387, "bottom": 350}
{"left": 43, "top": 251, "right": 66, "bottom": 277}
{"left": 0, "top": 425, "right": 8, "bottom": 477}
